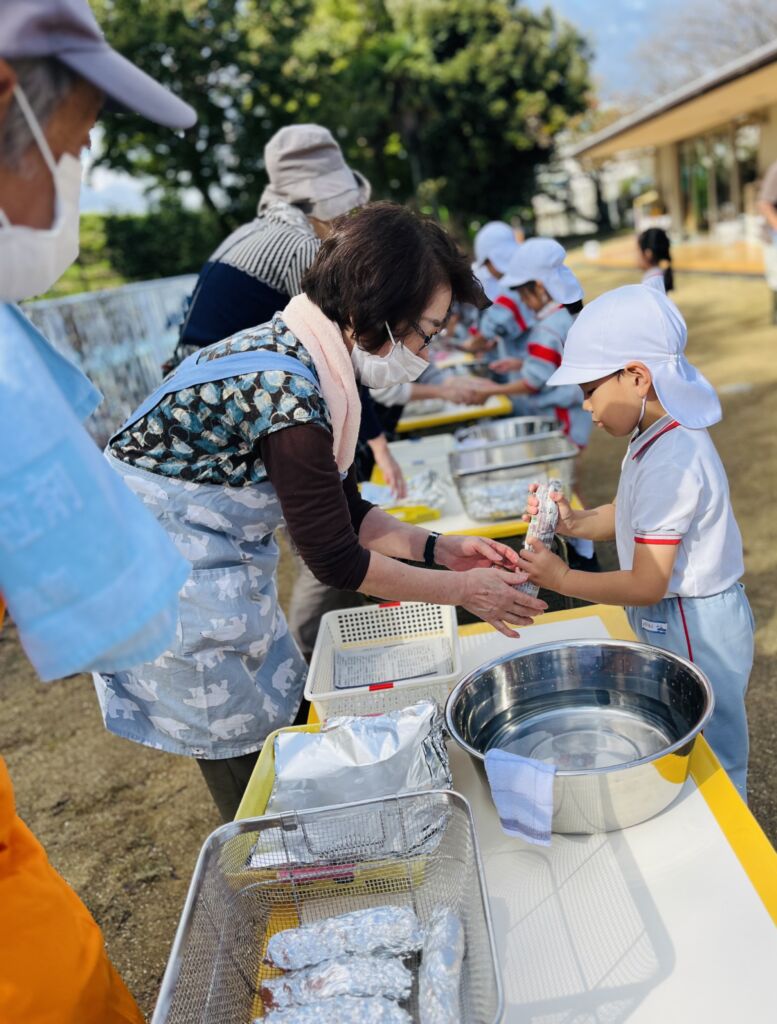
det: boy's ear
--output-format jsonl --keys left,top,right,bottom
{"left": 624, "top": 361, "right": 653, "bottom": 393}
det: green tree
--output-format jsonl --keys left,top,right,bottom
{"left": 94, "top": 0, "right": 591, "bottom": 230}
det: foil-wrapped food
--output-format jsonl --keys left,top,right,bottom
{"left": 461, "top": 478, "right": 534, "bottom": 521}
{"left": 419, "top": 908, "right": 466, "bottom": 1024}
{"left": 515, "top": 478, "right": 562, "bottom": 598}
{"left": 266, "top": 906, "right": 423, "bottom": 971}
{"left": 260, "top": 955, "right": 412, "bottom": 1010}
{"left": 259, "top": 994, "right": 411, "bottom": 1023}
{"left": 265, "top": 700, "right": 451, "bottom": 815}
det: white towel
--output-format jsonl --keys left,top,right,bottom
{"left": 484, "top": 748, "right": 556, "bottom": 846}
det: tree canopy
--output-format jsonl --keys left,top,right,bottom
{"left": 93, "top": 0, "right": 591, "bottom": 231}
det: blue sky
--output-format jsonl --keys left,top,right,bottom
{"left": 527, "top": 0, "right": 670, "bottom": 99}
{"left": 84, "top": 1, "right": 663, "bottom": 213}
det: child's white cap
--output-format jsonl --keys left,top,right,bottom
{"left": 501, "top": 238, "right": 583, "bottom": 304}
{"left": 473, "top": 221, "right": 516, "bottom": 265}
{"left": 548, "top": 285, "right": 722, "bottom": 429}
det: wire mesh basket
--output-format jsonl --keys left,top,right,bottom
{"left": 152, "top": 791, "right": 502, "bottom": 1024}
{"left": 305, "top": 602, "right": 461, "bottom": 718}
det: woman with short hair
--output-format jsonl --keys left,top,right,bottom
{"left": 98, "top": 202, "right": 546, "bottom": 819}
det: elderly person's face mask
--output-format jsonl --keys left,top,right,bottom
{"left": 0, "top": 85, "right": 83, "bottom": 301}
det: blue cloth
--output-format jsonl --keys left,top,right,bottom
{"left": 627, "top": 582, "right": 754, "bottom": 800}
{"left": 0, "top": 303, "right": 190, "bottom": 681}
{"left": 484, "top": 747, "right": 557, "bottom": 845}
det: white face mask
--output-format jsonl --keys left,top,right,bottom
{"left": 0, "top": 84, "right": 82, "bottom": 302}
{"left": 350, "top": 322, "right": 429, "bottom": 388}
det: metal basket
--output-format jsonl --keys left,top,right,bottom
{"left": 152, "top": 791, "right": 502, "bottom": 1024}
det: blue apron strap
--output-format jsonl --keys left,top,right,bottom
{"left": 115, "top": 349, "right": 321, "bottom": 435}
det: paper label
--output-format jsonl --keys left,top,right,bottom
{"left": 641, "top": 618, "right": 668, "bottom": 635}
{"left": 334, "top": 636, "right": 453, "bottom": 689}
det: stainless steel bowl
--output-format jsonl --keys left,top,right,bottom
{"left": 445, "top": 640, "right": 714, "bottom": 833}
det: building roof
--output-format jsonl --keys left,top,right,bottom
{"left": 571, "top": 38, "right": 777, "bottom": 160}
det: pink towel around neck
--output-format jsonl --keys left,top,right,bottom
{"left": 281, "top": 293, "right": 361, "bottom": 474}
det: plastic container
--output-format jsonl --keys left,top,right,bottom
{"left": 304, "top": 602, "right": 461, "bottom": 719}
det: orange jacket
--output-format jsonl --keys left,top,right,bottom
{"left": 0, "top": 605, "right": 144, "bottom": 1024}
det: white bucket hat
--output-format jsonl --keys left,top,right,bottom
{"left": 473, "top": 221, "right": 516, "bottom": 265}
{"left": 548, "top": 285, "right": 722, "bottom": 429}
{"left": 501, "top": 238, "right": 583, "bottom": 304}
{"left": 259, "top": 124, "right": 371, "bottom": 221}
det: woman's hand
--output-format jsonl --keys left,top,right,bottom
{"left": 489, "top": 357, "right": 523, "bottom": 374}
{"left": 368, "top": 435, "right": 407, "bottom": 500}
{"left": 516, "top": 538, "right": 570, "bottom": 593}
{"left": 440, "top": 378, "right": 488, "bottom": 406}
{"left": 523, "top": 482, "right": 578, "bottom": 536}
{"left": 435, "top": 534, "right": 519, "bottom": 572}
{"left": 458, "top": 566, "right": 547, "bottom": 637}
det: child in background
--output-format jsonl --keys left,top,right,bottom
{"left": 637, "top": 227, "right": 674, "bottom": 293}
{"left": 518, "top": 285, "right": 754, "bottom": 798}
{"left": 475, "top": 238, "right": 592, "bottom": 450}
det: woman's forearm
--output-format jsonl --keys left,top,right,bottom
{"left": 358, "top": 506, "right": 431, "bottom": 562}
{"left": 357, "top": 550, "right": 463, "bottom": 603}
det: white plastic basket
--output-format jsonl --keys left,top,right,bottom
{"left": 305, "top": 601, "right": 461, "bottom": 718}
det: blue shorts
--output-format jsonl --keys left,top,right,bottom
{"left": 627, "top": 582, "right": 754, "bottom": 800}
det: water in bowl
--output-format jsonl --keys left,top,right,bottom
{"left": 481, "top": 687, "right": 678, "bottom": 771}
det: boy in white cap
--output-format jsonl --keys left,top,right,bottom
{"left": 474, "top": 238, "right": 592, "bottom": 449}
{"left": 518, "top": 285, "right": 754, "bottom": 798}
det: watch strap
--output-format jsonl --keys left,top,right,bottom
{"left": 423, "top": 531, "right": 441, "bottom": 568}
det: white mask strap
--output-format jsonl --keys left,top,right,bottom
{"left": 384, "top": 321, "right": 399, "bottom": 347}
{"left": 12, "top": 84, "right": 60, "bottom": 178}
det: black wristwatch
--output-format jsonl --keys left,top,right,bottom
{"left": 423, "top": 531, "right": 441, "bottom": 567}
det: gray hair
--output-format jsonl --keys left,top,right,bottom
{"left": 0, "top": 57, "right": 79, "bottom": 170}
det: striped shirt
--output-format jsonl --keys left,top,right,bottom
{"left": 209, "top": 202, "right": 319, "bottom": 297}
{"left": 176, "top": 202, "right": 320, "bottom": 357}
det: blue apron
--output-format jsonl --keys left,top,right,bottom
{"left": 94, "top": 348, "right": 319, "bottom": 759}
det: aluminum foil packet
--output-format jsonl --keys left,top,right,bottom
{"left": 405, "top": 470, "right": 449, "bottom": 509}
{"left": 260, "top": 955, "right": 412, "bottom": 1010}
{"left": 266, "top": 906, "right": 423, "bottom": 971}
{"left": 259, "top": 995, "right": 412, "bottom": 1023}
{"left": 419, "top": 908, "right": 466, "bottom": 1024}
{"left": 266, "top": 700, "right": 451, "bottom": 815}
{"left": 463, "top": 477, "right": 534, "bottom": 520}
{"left": 515, "top": 479, "right": 562, "bottom": 598}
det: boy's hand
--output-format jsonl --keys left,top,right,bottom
{"left": 516, "top": 538, "right": 570, "bottom": 592}
{"left": 523, "top": 482, "right": 578, "bottom": 536}
{"left": 490, "top": 357, "right": 523, "bottom": 374}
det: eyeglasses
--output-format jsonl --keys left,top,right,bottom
{"left": 389, "top": 307, "right": 453, "bottom": 352}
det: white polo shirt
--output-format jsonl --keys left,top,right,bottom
{"left": 615, "top": 415, "right": 744, "bottom": 598}
{"left": 642, "top": 268, "right": 666, "bottom": 293}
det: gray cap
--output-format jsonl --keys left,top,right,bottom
{"left": 259, "top": 124, "right": 370, "bottom": 220}
{"left": 0, "top": 0, "right": 196, "bottom": 130}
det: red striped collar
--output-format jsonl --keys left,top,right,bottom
{"left": 631, "top": 418, "right": 681, "bottom": 461}
{"left": 536, "top": 302, "right": 564, "bottom": 321}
